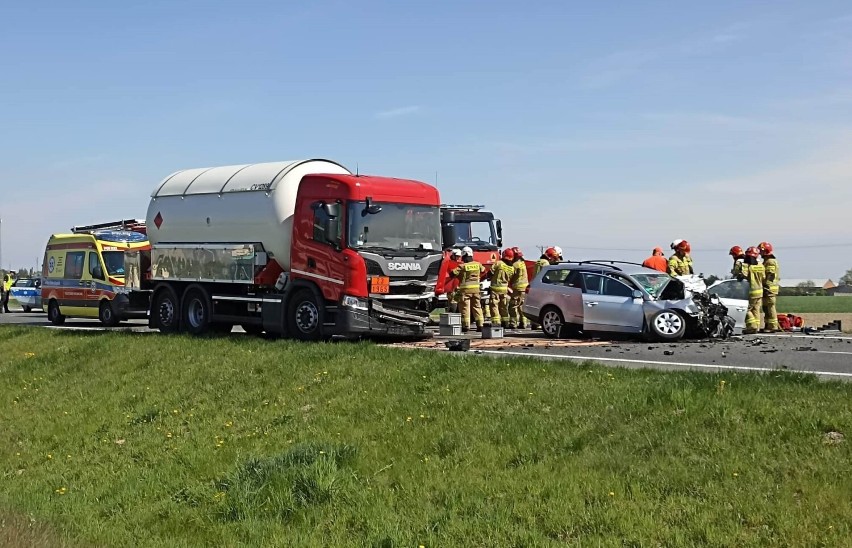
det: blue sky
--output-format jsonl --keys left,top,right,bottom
{"left": 1, "top": 1, "right": 851, "bottom": 279}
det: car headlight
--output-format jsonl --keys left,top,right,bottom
{"left": 342, "top": 295, "right": 369, "bottom": 311}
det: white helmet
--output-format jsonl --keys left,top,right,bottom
{"left": 450, "top": 248, "right": 462, "bottom": 257}
{"left": 462, "top": 246, "right": 474, "bottom": 257}
{"left": 670, "top": 239, "right": 684, "bottom": 250}
{"left": 553, "top": 246, "right": 563, "bottom": 258}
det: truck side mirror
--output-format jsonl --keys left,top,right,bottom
{"left": 496, "top": 219, "right": 503, "bottom": 247}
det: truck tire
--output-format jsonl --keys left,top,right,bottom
{"left": 287, "top": 289, "right": 323, "bottom": 341}
{"left": 47, "top": 300, "right": 65, "bottom": 325}
{"left": 153, "top": 286, "right": 181, "bottom": 334}
{"left": 649, "top": 309, "right": 686, "bottom": 341}
{"left": 182, "top": 286, "right": 212, "bottom": 336}
{"left": 99, "top": 300, "right": 120, "bottom": 327}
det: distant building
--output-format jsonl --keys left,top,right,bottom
{"left": 826, "top": 285, "right": 852, "bottom": 297}
{"left": 779, "top": 279, "right": 837, "bottom": 290}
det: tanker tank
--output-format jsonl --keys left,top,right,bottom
{"left": 145, "top": 159, "right": 350, "bottom": 271}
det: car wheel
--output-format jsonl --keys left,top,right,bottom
{"left": 288, "top": 289, "right": 323, "bottom": 341}
{"left": 649, "top": 309, "right": 686, "bottom": 341}
{"left": 47, "top": 300, "right": 65, "bottom": 325}
{"left": 540, "top": 306, "right": 564, "bottom": 339}
{"left": 99, "top": 301, "right": 120, "bottom": 327}
{"left": 153, "top": 286, "right": 181, "bottom": 334}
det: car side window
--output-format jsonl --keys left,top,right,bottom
{"left": 64, "top": 252, "right": 85, "bottom": 279}
{"left": 542, "top": 269, "right": 570, "bottom": 284}
{"left": 602, "top": 276, "right": 634, "bottom": 298}
{"left": 581, "top": 273, "right": 602, "bottom": 294}
{"left": 710, "top": 280, "right": 748, "bottom": 300}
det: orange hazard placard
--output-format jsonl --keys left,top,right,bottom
{"left": 371, "top": 276, "right": 390, "bottom": 294}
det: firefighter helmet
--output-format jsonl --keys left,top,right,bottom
{"left": 544, "top": 247, "right": 559, "bottom": 261}
{"left": 729, "top": 245, "right": 744, "bottom": 257}
{"left": 461, "top": 246, "right": 474, "bottom": 257}
{"left": 758, "top": 241, "right": 773, "bottom": 256}
{"left": 745, "top": 246, "right": 760, "bottom": 258}
{"left": 501, "top": 248, "right": 515, "bottom": 261}
{"left": 511, "top": 246, "right": 523, "bottom": 259}
{"left": 673, "top": 239, "right": 691, "bottom": 253}
{"left": 670, "top": 239, "right": 683, "bottom": 250}
{"left": 553, "top": 246, "right": 563, "bottom": 259}
{"left": 450, "top": 248, "right": 462, "bottom": 258}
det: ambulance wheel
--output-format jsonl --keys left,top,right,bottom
{"left": 288, "top": 289, "right": 323, "bottom": 341}
{"left": 47, "top": 300, "right": 65, "bottom": 325}
{"left": 99, "top": 301, "right": 120, "bottom": 327}
{"left": 183, "top": 286, "right": 212, "bottom": 336}
{"left": 153, "top": 286, "right": 180, "bottom": 334}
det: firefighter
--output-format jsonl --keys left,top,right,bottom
{"left": 508, "top": 247, "right": 529, "bottom": 329}
{"left": 451, "top": 246, "right": 484, "bottom": 332}
{"left": 729, "top": 246, "right": 745, "bottom": 278}
{"left": 642, "top": 247, "right": 667, "bottom": 273}
{"left": 758, "top": 241, "right": 781, "bottom": 333}
{"left": 743, "top": 246, "right": 765, "bottom": 335}
{"left": 444, "top": 248, "right": 463, "bottom": 313}
{"left": 667, "top": 239, "right": 694, "bottom": 276}
{"left": 488, "top": 248, "right": 515, "bottom": 327}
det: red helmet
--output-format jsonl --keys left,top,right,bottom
{"left": 675, "top": 240, "right": 691, "bottom": 253}
{"left": 729, "top": 245, "right": 744, "bottom": 257}
{"left": 501, "top": 248, "right": 515, "bottom": 261}
{"left": 745, "top": 246, "right": 760, "bottom": 258}
{"left": 758, "top": 241, "right": 773, "bottom": 255}
{"left": 511, "top": 246, "right": 523, "bottom": 259}
{"left": 544, "top": 247, "right": 559, "bottom": 261}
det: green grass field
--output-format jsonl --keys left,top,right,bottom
{"left": 1, "top": 327, "right": 850, "bottom": 547}
{"left": 778, "top": 296, "right": 852, "bottom": 313}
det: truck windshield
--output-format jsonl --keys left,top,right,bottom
{"left": 102, "top": 251, "right": 126, "bottom": 276}
{"left": 348, "top": 203, "right": 441, "bottom": 251}
{"left": 447, "top": 221, "right": 497, "bottom": 250}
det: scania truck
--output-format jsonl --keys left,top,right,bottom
{"left": 119, "top": 159, "right": 444, "bottom": 339}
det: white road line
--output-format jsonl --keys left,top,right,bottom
{"left": 476, "top": 349, "right": 852, "bottom": 378}
{"left": 816, "top": 351, "right": 852, "bottom": 356}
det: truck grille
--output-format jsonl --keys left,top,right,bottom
{"left": 363, "top": 258, "right": 441, "bottom": 281}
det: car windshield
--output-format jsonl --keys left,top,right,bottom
{"left": 632, "top": 273, "right": 672, "bottom": 296}
{"left": 348, "top": 203, "right": 441, "bottom": 251}
{"left": 102, "top": 251, "right": 126, "bottom": 276}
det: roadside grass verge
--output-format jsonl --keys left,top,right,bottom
{"left": 778, "top": 296, "right": 852, "bottom": 313}
{"left": 0, "top": 326, "right": 850, "bottom": 547}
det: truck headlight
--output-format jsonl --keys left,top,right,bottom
{"left": 342, "top": 295, "right": 369, "bottom": 311}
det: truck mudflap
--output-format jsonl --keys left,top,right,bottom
{"left": 333, "top": 300, "right": 431, "bottom": 337}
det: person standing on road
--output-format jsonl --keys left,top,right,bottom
{"left": 488, "top": 248, "right": 515, "bottom": 327}
{"left": 743, "top": 246, "right": 765, "bottom": 335}
{"left": 0, "top": 275, "right": 10, "bottom": 313}
{"left": 0, "top": 281, "right": 5, "bottom": 314}
{"left": 451, "top": 246, "right": 484, "bottom": 333}
{"left": 508, "top": 247, "right": 530, "bottom": 329}
{"left": 444, "top": 248, "right": 463, "bottom": 313}
{"left": 729, "top": 246, "right": 745, "bottom": 278}
{"left": 667, "top": 239, "right": 694, "bottom": 276}
{"left": 759, "top": 241, "right": 781, "bottom": 333}
{"left": 642, "top": 247, "right": 668, "bottom": 272}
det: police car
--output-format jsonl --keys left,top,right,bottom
{"left": 9, "top": 278, "right": 43, "bottom": 312}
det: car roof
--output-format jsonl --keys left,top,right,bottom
{"left": 544, "top": 262, "right": 670, "bottom": 277}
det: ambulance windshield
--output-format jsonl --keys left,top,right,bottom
{"left": 102, "top": 251, "right": 126, "bottom": 276}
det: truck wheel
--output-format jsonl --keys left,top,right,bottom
{"left": 649, "top": 309, "right": 686, "bottom": 341}
{"left": 182, "top": 286, "right": 212, "bottom": 336}
{"left": 99, "top": 301, "right": 120, "bottom": 327}
{"left": 47, "top": 300, "right": 65, "bottom": 325}
{"left": 153, "top": 286, "right": 181, "bottom": 334}
{"left": 288, "top": 289, "right": 323, "bottom": 341}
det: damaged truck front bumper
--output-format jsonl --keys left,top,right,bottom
{"left": 335, "top": 296, "right": 431, "bottom": 337}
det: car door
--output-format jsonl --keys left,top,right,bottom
{"left": 707, "top": 279, "right": 749, "bottom": 331}
{"left": 580, "top": 273, "right": 643, "bottom": 332}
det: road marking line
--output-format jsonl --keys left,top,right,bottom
{"left": 816, "top": 351, "right": 852, "bottom": 356}
{"left": 476, "top": 349, "right": 852, "bottom": 378}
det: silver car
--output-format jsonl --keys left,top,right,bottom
{"left": 523, "top": 262, "right": 702, "bottom": 341}
{"left": 706, "top": 278, "right": 749, "bottom": 333}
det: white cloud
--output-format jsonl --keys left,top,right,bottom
{"left": 375, "top": 105, "right": 422, "bottom": 119}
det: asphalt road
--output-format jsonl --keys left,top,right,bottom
{"left": 2, "top": 309, "right": 850, "bottom": 379}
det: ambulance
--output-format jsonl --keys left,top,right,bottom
{"left": 41, "top": 221, "right": 150, "bottom": 326}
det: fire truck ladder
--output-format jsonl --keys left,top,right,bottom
{"left": 71, "top": 219, "right": 147, "bottom": 234}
